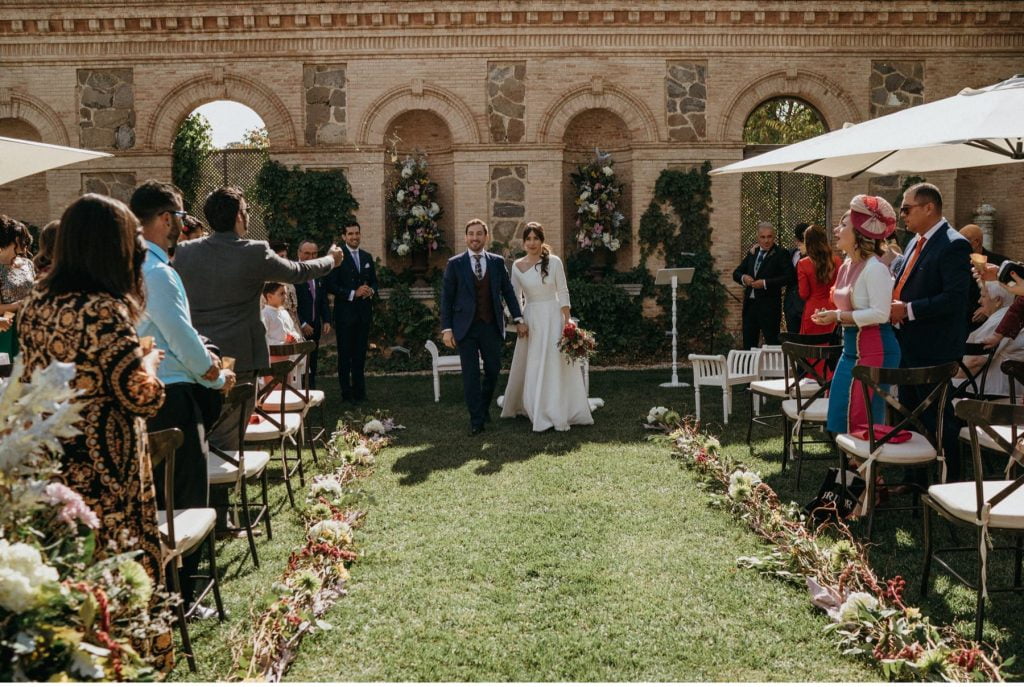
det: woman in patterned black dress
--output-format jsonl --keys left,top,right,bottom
{"left": 17, "top": 194, "right": 172, "bottom": 669}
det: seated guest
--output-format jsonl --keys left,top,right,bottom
{"left": 267, "top": 241, "right": 303, "bottom": 334}
{"left": 0, "top": 216, "right": 35, "bottom": 359}
{"left": 173, "top": 186, "right": 344, "bottom": 451}
{"left": 961, "top": 224, "right": 1009, "bottom": 332}
{"left": 797, "top": 224, "right": 842, "bottom": 335}
{"left": 17, "top": 194, "right": 172, "bottom": 668}
{"left": 958, "top": 282, "right": 1019, "bottom": 397}
{"left": 814, "top": 196, "right": 900, "bottom": 435}
{"left": 32, "top": 219, "right": 59, "bottom": 277}
{"left": 262, "top": 281, "right": 305, "bottom": 387}
{"left": 131, "top": 180, "right": 236, "bottom": 615}
{"left": 294, "top": 239, "right": 332, "bottom": 389}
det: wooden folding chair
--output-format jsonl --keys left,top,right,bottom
{"left": 780, "top": 341, "right": 842, "bottom": 488}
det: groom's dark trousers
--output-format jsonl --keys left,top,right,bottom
{"left": 458, "top": 320, "right": 503, "bottom": 429}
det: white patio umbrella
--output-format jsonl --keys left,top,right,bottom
{"left": 710, "top": 75, "right": 1024, "bottom": 179}
{"left": 0, "top": 136, "right": 111, "bottom": 186}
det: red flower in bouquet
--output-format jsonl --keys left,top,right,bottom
{"left": 557, "top": 321, "right": 596, "bottom": 364}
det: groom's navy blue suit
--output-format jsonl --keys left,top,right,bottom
{"left": 441, "top": 251, "right": 523, "bottom": 431}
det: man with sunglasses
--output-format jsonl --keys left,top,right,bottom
{"left": 132, "top": 179, "right": 237, "bottom": 616}
{"left": 890, "top": 182, "right": 971, "bottom": 480}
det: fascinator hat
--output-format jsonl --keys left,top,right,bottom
{"left": 849, "top": 194, "right": 897, "bottom": 240}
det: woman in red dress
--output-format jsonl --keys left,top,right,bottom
{"left": 797, "top": 224, "right": 842, "bottom": 335}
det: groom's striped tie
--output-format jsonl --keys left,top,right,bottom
{"left": 473, "top": 254, "right": 484, "bottom": 281}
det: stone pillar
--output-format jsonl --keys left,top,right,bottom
{"left": 486, "top": 62, "right": 526, "bottom": 144}
{"left": 303, "top": 64, "right": 347, "bottom": 146}
{"left": 869, "top": 61, "right": 923, "bottom": 118}
{"left": 488, "top": 165, "right": 527, "bottom": 253}
{"left": 77, "top": 68, "right": 135, "bottom": 150}
{"left": 665, "top": 61, "right": 707, "bottom": 142}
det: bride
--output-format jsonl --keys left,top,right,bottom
{"left": 499, "top": 222, "right": 596, "bottom": 432}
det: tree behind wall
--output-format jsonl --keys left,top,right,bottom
{"left": 171, "top": 113, "right": 214, "bottom": 212}
{"left": 640, "top": 162, "right": 731, "bottom": 352}
{"left": 253, "top": 160, "right": 360, "bottom": 253}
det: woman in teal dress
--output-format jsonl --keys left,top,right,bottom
{"left": 0, "top": 215, "right": 36, "bottom": 358}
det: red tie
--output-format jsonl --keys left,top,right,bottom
{"left": 893, "top": 237, "right": 925, "bottom": 301}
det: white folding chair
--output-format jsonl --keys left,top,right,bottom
{"left": 688, "top": 349, "right": 761, "bottom": 424}
{"left": 425, "top": 340, "right": 482, "bottom": 402}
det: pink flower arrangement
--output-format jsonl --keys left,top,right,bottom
{"left": 44, "top": 482, "right": 100, "bottom": 529}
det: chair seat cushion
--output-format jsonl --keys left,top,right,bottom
{"left": 260, "top": 389, "right": 325, "bottom": 412}
{"left": 245, "top": 413, "right": 302, "bottom": 442}
{"left": 928, "top": 480, "right": 1024, "bottom": 530}
{"left": 782, "top": 397, "right": 830, "bottom": 422}
{"left": 835, "top": 430, "right": 936, "bottom": 465}
{"left": 750, "top": 378, "right": 820, "bottom": 398}
{"left": 206, "top": 450, "right": 272, "bottom": 484}
{"left": 158, "top": 507, "right": 216, "bottom": 555}
{"left": 958, "top": 424, "right": 1020, "bottom": 454}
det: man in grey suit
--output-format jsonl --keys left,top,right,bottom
{"left": 174, "top": 186, "right": 344, "bottom": 450}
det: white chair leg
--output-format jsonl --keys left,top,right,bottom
{"left": 723, "top": 388, "right": 731, "bottom": 424}
{"left": 433, "top": 369, "right": 440, "bottom": 402}
{"left": 694, "top": 389, "right": 702, "bottom": 422}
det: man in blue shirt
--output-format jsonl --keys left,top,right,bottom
{"left": 132, "top": 180, "right": 236, "bottom": 614}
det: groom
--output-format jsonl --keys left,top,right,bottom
{"left": 441, "top": 219, "right": 527, "bottom": 435}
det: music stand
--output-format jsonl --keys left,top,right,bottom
{"left": 655, "top": 268, "right": 695, "bottom": 388}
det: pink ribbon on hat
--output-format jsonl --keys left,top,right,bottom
{"left": 849, "top": 194, "right": 897, "bottom": 240}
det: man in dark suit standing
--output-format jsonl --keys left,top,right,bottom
{"left": 325, "top": 222, "right": 378, "bottom": 403}
{"left": 732, "top": 222, "right": 795, "bottom": 349}
{"left": 294, "top": 239, "right": 332, "bottom": 389}
{"left": 441, "top": 219, "right": 526, "bottom": 435}
{"left": 890, "top": 182, "right": 971, "bottom": 480}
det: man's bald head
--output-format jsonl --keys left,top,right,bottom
{"left": 960, "top": 224, "right": 983, "bottom": 253}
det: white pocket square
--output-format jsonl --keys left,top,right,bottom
{"left": 363, "top": 262, "right": 370, "bottom": 269}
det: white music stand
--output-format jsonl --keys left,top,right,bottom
{"left": 655, "top": 267, "right": 695, "bottom": 388}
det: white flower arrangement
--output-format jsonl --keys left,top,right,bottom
{"left": 834, "top": 591, "right": 880, "bottom": 623}
{"left": 727, "top": 469, "right": 762, "bottom": 501}
{"left": 400, "top": 165, "right": 413, "bottom": 179}
{"left": 396, "top": 190, "right": 405, "bottom": 202}
{"left": 350, "top": 445, "right": 374, "bottom": 466}
{"left": 0, "top": 539, "right": 59, "bottom": 613}
{"left": 362, "top": 419, "right": 386, "bottom": 436}
{"left": 396, "top": 243, "right": 410, "bottom": 257}
{"left": 308, "top": 519, "right": 353, "bottom": 546}
{"left": 310, "top": 476, "right": 344, "bottom": 499}
{"left": 646, "top": 406, "right": 669, "bottom": 423}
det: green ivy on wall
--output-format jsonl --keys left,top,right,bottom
{"left": 639, "top": 162, "right": 733, "bottom": 352}
{"left": 253, "top": 160, "right": 359, "bottom": 253}
{"left": 171, "top": 113, "right": 214, "bottom": 212}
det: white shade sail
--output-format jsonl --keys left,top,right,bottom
{"left": 0, "top": 136, "right": 111, "bottom": 186}
{"left": 711, "top": 75, "right": 1024, "bottom": 179}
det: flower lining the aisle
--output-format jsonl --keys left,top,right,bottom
{"left": 228, "top": 413, "right": 401, "bottom": 681}
{"left": 648, "top": 414, "right": 1007, "bottom": 682}
{"left": 0, "top": 361, "right": 174, "bottom": 681}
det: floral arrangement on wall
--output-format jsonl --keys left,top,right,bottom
{"left": 388, "top": 153, "right": 445, "bottom": 257}
{"left": 570, "top": 149, "right": 628, "bottom": 253}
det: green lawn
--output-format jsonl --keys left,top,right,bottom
{"left": 172, "top": 368, "right": 1021, "bottom": 682}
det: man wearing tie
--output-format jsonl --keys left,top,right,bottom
{"left": 890, "top": 183, "right": 971, "bottom": 480}
{"left": 325, "top": 222, "right": 378, "bottom": 403}
{"left": 732, "top": 222, "right": 795, "bottom": 349}
{"left": 295, "top": 239, "right": 332, "bottom": 389}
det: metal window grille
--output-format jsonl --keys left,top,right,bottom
{"left": 195, "top": 149, "right": 268, "bottom": 240}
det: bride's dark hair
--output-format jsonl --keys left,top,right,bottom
{"left": 522, "top": 222, "right": 551, "bottom": 282}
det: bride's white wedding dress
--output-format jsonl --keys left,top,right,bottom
{"left": 498, "top": 255, "right": 600, "bottom": 432}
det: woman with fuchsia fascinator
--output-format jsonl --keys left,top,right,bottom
{"left": 812, "top": 194, "right": 902, "bottom": 435}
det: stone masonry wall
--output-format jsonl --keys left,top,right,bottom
{"left": 81, "top": 172, "right": 137, "bottom": 204}
{"left": 77, "top": 68, "right": 134, "bottom": 150}
{"left": 304, "top": 64, "right": 346, "bottom": 146}
{"left": 487, "top": 62, "right": 526, "bottom": 144}
{"left": 489, "top": 165, "right": 527, "bottom": 251}
{"left": 869, "top": 61, "right": 924, "bottom": 118}
{"left": 665, "top": 61, "right": 707, "bottom": 142}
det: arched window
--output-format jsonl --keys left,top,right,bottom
{"left": 740, "top": 97, "right": 829, "bottom": 249}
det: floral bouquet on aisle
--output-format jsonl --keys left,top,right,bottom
{"left": 557, "top": 320, "right": 596, "bottom": 365}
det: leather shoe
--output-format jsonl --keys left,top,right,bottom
{"left": 468, "top": 425, "right": 484, "bottom": 436}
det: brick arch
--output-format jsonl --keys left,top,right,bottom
{"left": 718, "top": 70, "right": 863, "bottom": 141}
{"left": 537, "top": 82, "right": 660, "bottom": 144}
{"left": 0, "top": 91, "right": 70, "bottom": 146}
{"left": 357, "top": 84, "right": 481, "bottom": 146}
{"left": 144, "top": 72, "right": 297, "bottom": 149}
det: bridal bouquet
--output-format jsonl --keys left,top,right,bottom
{"left": 557, "top": 321, "right": 596, "bottom": 364}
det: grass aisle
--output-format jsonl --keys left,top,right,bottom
{"left": 284, "top": 369, "right": 872, "bottom": 681}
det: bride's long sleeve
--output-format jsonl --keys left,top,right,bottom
{"left": 552, "top": 256, "right": 571, "bottom": 309}
{"left": 511, "top": 265, "right": 526, "bottom": 309}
